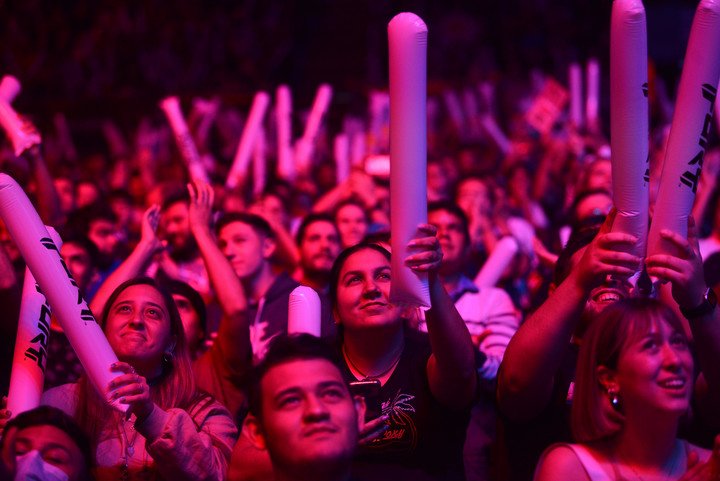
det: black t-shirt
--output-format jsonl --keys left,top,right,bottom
{"left": 340, "top": 330, "right": 470, "bottom": 481}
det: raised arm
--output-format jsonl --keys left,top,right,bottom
{"left": 407, "top": 224, "right": 477, "bottom": 409}
{"left": 188, "top": 181, "right": 251, "bottom": 369}
{"left": 497, "top": 213, "right": 641, "bottom": 421}
{"left": 645, "top": 216, "right": 720, "bottom": 428}
{"left": 89, "top": 205, "right": 162, "bottom": 315}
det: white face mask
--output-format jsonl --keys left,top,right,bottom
{"left": 14, "top": 450, "right": 69, "bottom": 481}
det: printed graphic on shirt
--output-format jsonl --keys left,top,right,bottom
{"left": 365, "top": 389, "right": 418, "bottom": 453}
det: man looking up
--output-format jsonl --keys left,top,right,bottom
{"left": 236, "top": 334, "right": 365, "bottom": 481}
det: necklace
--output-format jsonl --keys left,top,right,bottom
{"left": 611, "top": 442, "right": 681, "bottom": 481}
{"left": 342, "top": 342, "right": 403, "bottom": 382}
{"left": 119, "top": 416, "right": 138, "bottom": 481}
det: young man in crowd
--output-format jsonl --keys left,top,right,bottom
{"left": 231, "top": 334, "right": 365, "bottom": 481}
{"left": 295, "top": 213, "right": 342, "bottom": 293}
{"left": 426, "top": 201, "right": 521, "bottom": 481}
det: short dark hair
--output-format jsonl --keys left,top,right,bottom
{"left": 162, "top": 279, "right": 207, "bottom": 335}
{"left": 428, "top": 200, "right": 471, "bottom": 247}
{"left": 215, "top": 212, "right": 275, "bottom": 239}
{"left": 65, "top": 203, "right": 117, "bottom": 237}
{"left": 328, "top": 242, "right": 391, "bottom": 311}
{"left": 553, "top": 225, "right": 601, "bottom": 286}
{"left": 248, "top": 334, "right": 343, "bottom": 419}
{"left": 296, "top": 213, "right": 339, "bottom": 245}
{"left": 161, "top": 188, "right": 191, "bottom": 212}
{"left": 1, "top": 405, "right": 93, "bottom": 478}
{"left": 59, "top": 233, "right": 101, "bottom": 268}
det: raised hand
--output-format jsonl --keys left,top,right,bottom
{"left": 645, "top": 216, "right": 706, "bottom": 310}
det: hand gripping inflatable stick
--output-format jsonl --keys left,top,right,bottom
{"left": 388, "top": 12, "right": 431, "bottom": 308}
{"left": 609, "top": 0, "right": 649, "bottom": 262}
{"left": 648, "top": 0, "right": 720, "bottom": 257}
{"left": 0, "top": 175, "right": 126, "bottom": 412}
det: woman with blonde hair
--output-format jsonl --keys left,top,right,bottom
{"left": 535, "top": 298, "right": 719, "bottom": 481}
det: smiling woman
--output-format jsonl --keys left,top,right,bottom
{"left": 40, "top": 277, "right": 238, "bottom": 481}
{"left": 326, "top": 231, "right": 477, "bottom": 481}
{"left": 534, "top": 298, "right": 716, "bottom": 481}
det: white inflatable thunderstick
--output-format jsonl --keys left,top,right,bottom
{"left": 0, "top": 175, "right": 126, "bottom": 412}
{"left": 227, "top": 91, "right": 270, "bottom": 189}
{"left": 609, "top": 0, "right": 649, "bottom": 261}
{"left": 388, "top": 12, "right": 431, "bottom": 308}
{"left": 648, "top": 0, "right": 720, "bottom": 257}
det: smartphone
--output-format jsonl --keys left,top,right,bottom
{"left": 348, "top": 379, "right": 382, "bottom": 421}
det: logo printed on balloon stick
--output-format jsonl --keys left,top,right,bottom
{"left": 680, "top": 83, "right": 717, "bottom": 193}
{"left": 24, "top": 283, "right": 51, "bottom": 372}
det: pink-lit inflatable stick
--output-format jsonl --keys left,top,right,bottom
{"left": 586, "top": 58, "right": 601, "bottom": 130}
{"left": 0, "top": 175, "right": 126, "bottom": 412}
{"left": 0, "top": 75, "right": 21, "bottom": 103}
{"left": 569, "top": 63, "right": 584, "bottom": 129}
{"left": 388, "top": 12, "right": 431, "bottom": 308}
{"left": 159, "top": 96, "right": 209, "bottom": 183}
{"left": 275, "top": 85, "right": 295, "bottom": 182}
{"left": 295, "top": 84, "right": 333, "bottom": 173}
{"left": 474, "top": 236, "right": 519, "bottom": 288}
{"left": 7, "top": 228, "right": 62, "bottom": 418}
{"left": 648, "top": 0, "right": 720, "bottom": 257}
{"left": 227, "top": 91, "right": 270, "bottom": 189}
{"left": 610, "top": 0, "right": 649, "bottom": 261}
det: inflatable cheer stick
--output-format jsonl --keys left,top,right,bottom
{"left": 388, "top": 12, "right": 431, "bottom": 308}
{"left": 159, "top": 96, "right": 209, "bottom": 183}
{"left": 648, "top": 0, "right": 720, "bottom": 257}
{"left": 253, "top": 126, "right": 267, "bottom": 198}
{"left": 569, "top": 63, "right": 584, "bottom": 129}
{"left": 334, "top": 134, "right": 350, "bottom": 184}
{"left": 275, "top": 85, "right": 295, "bottom": 182}
{"left": 0, "top": 75, "right": 21, "bottom": 103}
{"left": 0, "top": 175, "right": 126, "bottom": 411}
{"left": 7, "top": 228, "right": 62, "bottom": 418}
{"left": 0, "top": 86, "right": 40, "bottom": 156}
{"left": 227, "top": 91, "right": 270, "bottom": 189}
{"left": 609, "top": 0, "right": 649, "bottom": 261}
{"left": 586, "top": 58, "right": 601, "bottom": 131}
{"left": 295, "top": 84, "right": 333, "bottom": 174}
{"left": 474, "top": 236, "right": 519, "bottom": 288}
{"left": 288, "top": 286, "right": 322, "bottom": 337}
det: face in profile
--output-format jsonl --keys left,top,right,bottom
{"left": 105, "top": 284, "right": 173, "bottom": 373}
{"left": 334, "top": 248, "right": 398, "bottom": 332}
{"left": 251, "top": 358, "right": 363, "bottom": 472}
{"left": 218, "top": 221, "right": 273, "bottom": 281}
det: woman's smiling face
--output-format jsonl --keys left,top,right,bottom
{"left": 334, "top": 247, "right": 399, "bottom": 332}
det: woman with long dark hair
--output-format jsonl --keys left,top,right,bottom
{"left": 41, "top": 277, "right": 238, "bottom": 481}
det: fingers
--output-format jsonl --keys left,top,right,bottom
{"left": 111, "top": 361, "right": 136, "bottom": 375}
{"left": 658, "top": 229, "right": 695, "bottom": 259}
{"left": 144, "top": 204, "right": 161, "bottom": 231}
{"left": 358, "top": 415, "right": 389, "bottom": 446}
{"left": 598, "top": 208, "right": 617, "bottom": 235}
